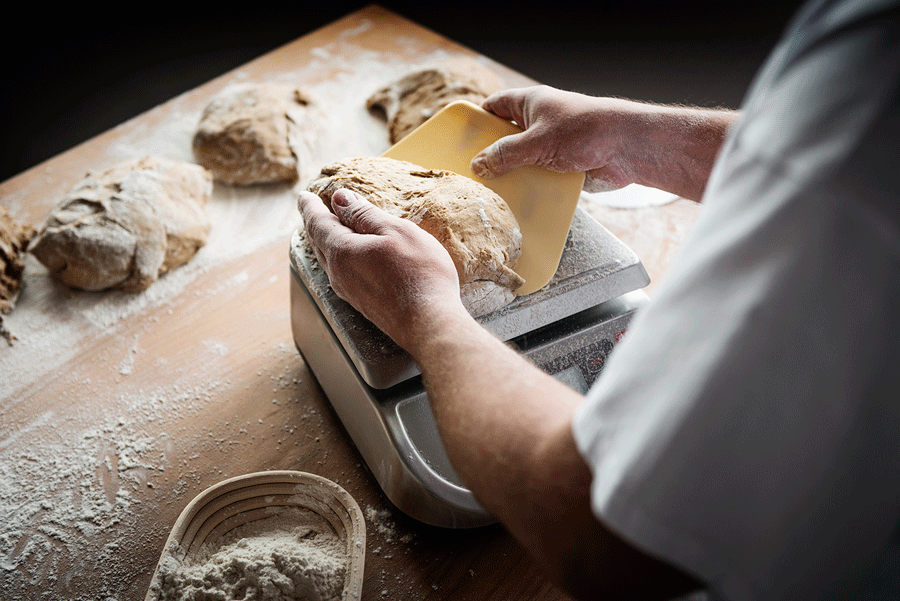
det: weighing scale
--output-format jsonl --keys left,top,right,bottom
{"left": 289, "top": 203, "right": 650, "bottom": 528}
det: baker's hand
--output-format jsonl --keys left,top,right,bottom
{"left": 472, "top": 85, "right": 739, "bottom": 202}
{"left": 298, "top": 188, "right": 464, "bottom": 351}
{"left": 471, "top": 85, "right": 640, "bottom": 193}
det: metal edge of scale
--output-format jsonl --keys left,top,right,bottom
{"left": 294, "top": 205, "right": 651, "bottom": 390}
{"left": 290, "top": 256, "right": 649, "bottom": 528}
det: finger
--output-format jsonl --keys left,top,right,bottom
{"left": 297, "top": 190, "right": 351, "bottom": 264}
{"left": 330, "top": 188, "right": 396, "bottom": 236}
{"left": 298, "top": 190, "right": 334, "bottom": 225}
{"left": 481, "top": 88, "right": 529, "bottom": 125}
{"left": 471, "top": 130, "right": 540, "bottom": 178}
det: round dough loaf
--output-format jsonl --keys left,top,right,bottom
{"left": 306, "top": 156, "right": 524, "bottom": 316}
{"left": 366, "top": 58, "right": 503, "bottom": 144}
{"left": 29, "top": 156, "right": 212, "bottom": 292}
{"left": 193, "top": 83, "right": 317, "bottom": 185}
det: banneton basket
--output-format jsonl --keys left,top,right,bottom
{"left": 145, "top": 470, "right": 366, "bottom": 601}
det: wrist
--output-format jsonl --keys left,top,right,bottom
{"left": 579, "top": 97, "right": 660, "bottom": 191}
{"left": 399, "top": 295, "right": 478, "bottom": 361}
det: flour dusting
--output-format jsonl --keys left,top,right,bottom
{"left": 0, "top": 25, "right": 517, "bottom": 601}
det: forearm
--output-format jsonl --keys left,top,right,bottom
{"left": 404, "top": 301, "right": 700, "bottom": 599}
{"left": 623, "top": 102, "right": 739, "bottom": 201}
{"left": 406, "top": 301, "right": 584, "bottom": 508}
{"left": 406, "top": 301, "right": 593, "bottom": 574}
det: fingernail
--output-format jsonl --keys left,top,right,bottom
{"left": 331, "top": 189, "right": 352, "bottom": 207}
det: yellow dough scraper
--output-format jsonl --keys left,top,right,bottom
{"left": 381, "top": 100, "right": 585, "bottom": 295}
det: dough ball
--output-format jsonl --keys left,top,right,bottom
{"left": 193, "top": 83, "right": 318, "bottom": 185}
{"left": 306, "top": 156, "right": 524, "bottom": 316}
{"left": 29, "top": 156, "right": 212, "bottom": 292}
{"left": 0, "top": 205, "right": 34, "bottom": 343}
{"left": 366, "top": 58, "right": 503, "bottom": 144}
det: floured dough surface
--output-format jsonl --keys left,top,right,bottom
{"left": 367, "top": 58, "right": 503, "bottom": 144}
{"left": 0, "top": 205, "right": 34, "bottom": 343}
{"left": 29, "top": 156, "right": 212, "bottom": 292}
{"left": 306, "top": 156, "right": 524, "bottom": 316}
{"left": 193, "top": 83, "right": 318, "bottom": 185}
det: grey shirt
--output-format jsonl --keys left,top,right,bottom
{"left": 572, "top": 1, "right": 900, "bottom": 599}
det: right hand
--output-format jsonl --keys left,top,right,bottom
{"left": 472, "top": 85, "right": 739, "bottom": 202}
{"left": 471, "top": 85, "right": 642, "bottom": 193}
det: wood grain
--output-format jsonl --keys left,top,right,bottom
{"left": 0, "top": 6, "right": 699, "bottom": 600}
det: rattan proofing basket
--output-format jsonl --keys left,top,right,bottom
{"left": 145, "top": 470, "right": 365, "bottom": 601}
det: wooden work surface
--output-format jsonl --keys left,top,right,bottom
{"left": 0, "top": 5, "right": 701, "bottom": 600}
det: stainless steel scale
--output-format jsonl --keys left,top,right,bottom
{"left": 289, "top": 203, "right": 650, "bottom": 528}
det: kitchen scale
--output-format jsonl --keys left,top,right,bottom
{"left": 289, "top": 202, "right": 650, "bottom": 528}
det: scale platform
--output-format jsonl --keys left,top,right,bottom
{"left": 289, "top": 205, "right": 650, "bottom": 528}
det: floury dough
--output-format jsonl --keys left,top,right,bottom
{"left": 366, "top": 58, "right": 503, "bottom": 144}
{"left": 193, "top": 83, "right": 319, "bottom": 186}
{"left": 0, "top": 205, "right": 34, "bottom": 343}
{"left": 29, "top": 156, "right": 212, "bottom": 292}
{"left": 306, "top": 156, "right": 524, "bottom": 316}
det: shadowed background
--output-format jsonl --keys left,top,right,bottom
{"left": 2, "top": 1, "right": 803, "bottom": 183}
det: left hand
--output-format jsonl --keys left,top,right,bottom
{"left": 297, "top": 188, "right": 465, "bottom": 351}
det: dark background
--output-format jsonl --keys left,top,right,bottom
{"left": 2, "top": 1, "right": 804, "bottom": 183}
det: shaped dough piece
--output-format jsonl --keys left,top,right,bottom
{"left": 306, "top": 156, "right": 524, "bottom": 316}
{"left": 193, "top": 83, "right": 317, "bottom": 185}
{"left": 366, "top": 58, "right": 503, "bottom": 144}
{"left": 29, "top": 156, "right": 212, "bottom": 292}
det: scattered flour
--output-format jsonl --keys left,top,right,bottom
{"left": 364, "top": 506, "right": 414, "bottom": 545}
{"left": 153, "top": 507, "right": 347, "bottom": 601}
{"left": 0, "top": 380, "right": 227, "bottom": 599}
{"left": 0, "top": 23, "right": 519, "bottom": 601}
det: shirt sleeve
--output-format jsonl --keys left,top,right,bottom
{"left": 572, "top": 2, "right": 900, "bottom": 600}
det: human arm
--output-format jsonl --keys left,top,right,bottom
{"left": 297, "top": 188, "right": 701, "bottom": 599}
{"left": 471, "top": 85, "right": 739, "bottom": 202}
{"left": 404, "top": 288, "right": 701, "bottom": 600}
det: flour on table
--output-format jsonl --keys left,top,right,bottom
{"left": 306, "top": 156, "right": 524, "bottom": 316}
{"left": 193, "top": 83, "right": 321, "bottom": 186}
{"left": 0, "top": 38, "right": 520, "bottom": 601}
{"left": 366, "top": 58, "right": 503, "bottom": 144}
{"left": 152, "top": 506, "right": 347, "bottom": 601}
{"left": 28, "top": 156, "right": 212, "bottom": 292}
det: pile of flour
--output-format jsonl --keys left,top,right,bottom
{"left": 154, "top": 506, "right": 347, "bottom": 601}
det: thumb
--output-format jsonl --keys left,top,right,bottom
{"left": 470, "top": 131, "right": 538, "bottom": 179}
{"left": 330, "top": 188, "right": 392, "bottom": 235}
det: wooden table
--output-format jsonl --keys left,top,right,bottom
{"left": 0, "top": 6, "right": 700, "bottom": 600}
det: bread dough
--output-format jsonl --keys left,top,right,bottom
{"left": 367, "top": 58, "right": 503, "bottom": 144}
{"left": 0, "top": 205, "right": 34, "bottom": 343}
{"left": 0, "top": 205, "right": 33, "bottom": 312}
{"left": 192, "top": 83, "right": 317, "bottom": 185}
{"left": 306, "top": 156, "right": 524, "bottom": 316}
{"left": 29, "top": 156, "right": 212, "bottom": 292}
